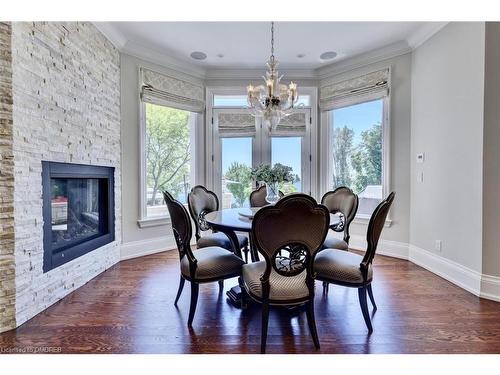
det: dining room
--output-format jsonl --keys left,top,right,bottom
{"left": 1, "top": 3, "right": 500, "bottom": 370}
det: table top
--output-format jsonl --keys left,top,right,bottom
{"left": 205, "top": 207, "right": 341, "bottom": 233}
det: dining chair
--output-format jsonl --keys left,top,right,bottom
{"left": 249, "top": 185, "right": 285, "bottom": 207}
{"left": 188, "top": 185, "right": 249, "bottom": 262}
{"left": 242, "top": 193, "right": 330, "bottom": 353}
{"left": 163, "top": 191, "right": 245, "bottom": 327}
{"left": 320, "top": 187, "right": 359, "bottom": 293}
{"left": 321, "top": 186, "right": 359, "bottom": 251}
{"left": 314, "top": 192, "right": 395, "bottom": 334}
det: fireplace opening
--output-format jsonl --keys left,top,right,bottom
{"left": 42, "top": 162, "right": 115, "bottom": 272}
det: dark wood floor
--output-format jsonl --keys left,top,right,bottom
{"left": 1, "top": 249, "right": 500, "bottom": 354}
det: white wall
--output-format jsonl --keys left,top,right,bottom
{"left": 482, "top": 22, "right": 500, "bottom": 277}
{"left": 410, "top": 22, "right": 485, "bottom": 272}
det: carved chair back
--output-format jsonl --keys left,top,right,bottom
{"left": 321, "top": 187, "right": 359, "bottom": 243}
{"left": 163, "top": 191, "right": 197, "bottom": 274}
{"left": 187, "top": 185, "right": 219, "bottom": 241}
{"left": 251, "top": 193, "right": 330, "bottom": 302}
{"left": 361, "top": 192, "right": 395, "bottom": 274}
{"left": 249, "top": 185, "right": 285, "bottom": 208}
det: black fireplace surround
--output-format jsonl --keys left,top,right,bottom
{"left": 42, "top": 161, "right": 115, "bottom": 272}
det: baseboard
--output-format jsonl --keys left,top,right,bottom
{"left": 120, "top": 235, "right": 176, "bottom": 260}
{"left": 349, "top": 235, "right": 409, "bottom": 260}
{"left": 480, "top": 274, "right": 500, "bottom": 302}
{"left": 408, "top": 244, "right": 482, "bottom": 297}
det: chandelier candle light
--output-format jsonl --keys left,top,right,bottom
{"left": 247, "top": 22, "right": 301, "bottom": 131}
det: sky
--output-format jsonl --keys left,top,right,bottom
{"left": 332, "top": 99, "right": 383, "bottom": 144}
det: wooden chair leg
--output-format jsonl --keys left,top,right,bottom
{"left": 188, "top": 282, "right": 199, "bottom": 327}
{"left": 243, "top": 245, "right": 249, "bottom": 263}
{"left": 218, "top": 280, "right": 224, "bottom": 293}
{"left": 367, "top": 284, "right": 377, "bottom": 311}
{"left": 322, "top": 281, "right": 329, "bottom": 294}
{"left": 260, "top": 302, "right": 270, "bottom": 354}
{"left": 358, "top": 287, "right": 373, "bottom": 333}
{"left": 306, "top": 300, "right": 320, "bottom": 349}
{"left": 174, "top": 276, "right": 185, "bottom": 306}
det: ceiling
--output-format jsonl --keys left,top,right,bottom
{"left": 98, "top": 22, "right": 429, "bottom": 72}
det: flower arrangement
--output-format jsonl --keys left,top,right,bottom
{"left": 251, "top": 163, "right": 299, "bottom": 184}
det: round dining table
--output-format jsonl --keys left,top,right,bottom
{"left": 204, "top": 207, "right": 341, "bottom": 307}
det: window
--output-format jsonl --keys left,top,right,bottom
{"left": 271, "top": 137, "right": 303, "bottom": 193}
{"left": 328, "top": 99, "right": 386, "bottom": 217}
{"left": 144, "top": 103, "right": 196, "bottom": 218}
{"left": 221, "top": 137, "right": 253, "bottom": 208}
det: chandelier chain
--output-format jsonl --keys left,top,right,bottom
{"left": 270, "top": 21, "right": 275, "bottom": 62}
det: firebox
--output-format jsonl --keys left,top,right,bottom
{"left": 42, "top": 161, "right": 115, "bottom": 272}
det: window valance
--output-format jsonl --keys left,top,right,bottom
{"left": 140, "top": 67, "right": 205, "bottom": 113}
{"left": 319, "top": 68, "right": 390, "bottom": 111}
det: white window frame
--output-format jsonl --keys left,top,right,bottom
{"left": 137, "top": 100, "right": 203, "bottom": 228}
{"left": 206, "top": 86, "right": 318, "bottom": 199}
{"left": 319, "top": 94, "right": 391, "bottom": 226}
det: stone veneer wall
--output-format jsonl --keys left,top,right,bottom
{"left": 0, "top": 22, "right": 121, "bottom": 332}
{"left": 0, "top": 22, "right": 16, "bottom": 332}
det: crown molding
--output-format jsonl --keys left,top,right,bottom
{"left": 315, "top": 40, "right": 412, "bottom": 81}
{"left": 121, "top": 40, "right": 207, "bottom": 80}
{"left": 92, "top": 22, "right": 127, "bottom": 50}
{"left": 205, "top": 67, "right": 317, "bottom": 80}
{"left": 407, "top": 22, "right": 449, "bottom": 49}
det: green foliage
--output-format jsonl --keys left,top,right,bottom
{"left": 351, "top": 124, "right": 382, "bottom": 193}
{"left": 251, "top": 163, "right": 299, "bottom": 184}
{"left": 331, "top": 123, "right": 382, "bottom": 195}
{"left": 332, "top": 126, "right": 354, "bottom": 188}
{"left": 225, "top": 162, "right": 252, "bottom": 208}
{"left": 145, "top": 103, "right": 191, "bottom": 204}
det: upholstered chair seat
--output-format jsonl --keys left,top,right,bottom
{"left": 197, "top": 232, "right": 249, "bottom": 251}
{"left": 322, "top": 232, "right": 349, "bottom": 251}
{"left": 314, "top": 249, "right": 373, "bottom": 285}
{"left": 181, "top": 247, "right": 244, "bottom": 281}
{"left": 242, "top": 261, "right": 309, "bottom": 303}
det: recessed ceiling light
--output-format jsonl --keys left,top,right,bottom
{"left": 296, "top": 53, "right": 305, "bottom": 58}
{"left": 320, "top": 51, "right": 337, "bottom": 60}
{"left": 190, "top": 51, "right": 207, "bottom": 60}
{"left": 216, "top": 53, "right": 224, "bottom": 58}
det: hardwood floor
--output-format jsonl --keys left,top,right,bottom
{"left": 1, "top": 249, "right": 500, "bottom": 354}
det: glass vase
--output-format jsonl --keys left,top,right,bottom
{"left": 265, "top": 182, "right": 280, "bottom": 204}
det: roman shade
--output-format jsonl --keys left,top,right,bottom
{"left": 272, "top": 111, "right": 308, "bottom": 136}
{"left": 216, "top": 112, "right": 256, "bottom": 136}
{"left": 319, "top": 68, "right": 390, "bottom": 111}
{"left": 140, "top": 67, "right": 205, "bottom": 113}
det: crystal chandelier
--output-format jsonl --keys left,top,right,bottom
{"left": 247, "top": 22, "right": 300, "bottom": 131}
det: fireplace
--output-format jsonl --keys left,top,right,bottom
{"left": 42, "top": 162, "right": 115, "bottom": 272}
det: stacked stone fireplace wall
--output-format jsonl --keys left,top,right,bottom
{"left": 0, "top": 22, "right": 16, "bottom": 332}
{"left": 0, "top": 22, "right": 121, "bottom": 332}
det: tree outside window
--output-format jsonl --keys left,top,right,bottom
{"left": 331, "top": 99, "right": 384, "bottom": 216}
{"left": 145, "top": 103, "right": 193, "bottom": 216}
